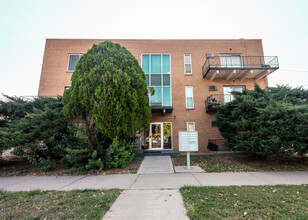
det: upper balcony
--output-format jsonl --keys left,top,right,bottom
{"left": 202, "top": 56, "right": 279, "bottom": 81}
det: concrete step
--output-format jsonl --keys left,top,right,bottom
{"left": 137, "top": 150, "right": 180, "bottom": 157}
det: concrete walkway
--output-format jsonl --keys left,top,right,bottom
{"left": 1, "top": 171, "right": 308, "bottom": 191}
{"left": 137, "top": 156, "right": 174, "bottom": 174}
{"left": 102, "top": 190, "right": 189, "bottom": 220}
{"left": 1, "top": 171, "right": 308, "bottom": 220}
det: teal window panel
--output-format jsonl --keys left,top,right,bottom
{"left": 151, "top": 87, "right": 162, "bottom": 105}
{"left": 163, "top": 87, "right": 171, "bottom": 106}
{"left": 151, "top": 74, "right": 161, "bottom": 86}
{"left": 142, "top": 55, "right": 149, "bottom": 73}
{"left": 162, "top": 54, "right": 170, "bottom": 73}
{"left": 151, "top": 55, "right": 161, "bottom": 73}
{"left": 163, "top": 74, "right": 170, "bottom": 86}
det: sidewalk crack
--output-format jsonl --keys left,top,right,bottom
{"left": 191, "top": 173, "right": 202, "bottom": 186}
{"left": 129, "top": 174, "right": 140, "bottom": 190}
{"left": 58, "top": 176, "right": 87, "bottom": 190}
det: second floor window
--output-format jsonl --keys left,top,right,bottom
{"left": 67, "top": 54, "right": 83, "bottom": 71}
{"left": 185, "top": 86, "right": 194, "bottom": 109}
{"left": 184, "top": 54, "right": 192, "bottom": 74}
{"left": 220, "top": 54, "right": 243, "bottom": 68}
{"left": 142, "top": 54, "right": 171, "bottom": 106}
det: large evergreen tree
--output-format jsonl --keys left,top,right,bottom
{"left": 216, "top": 84, "right": 308, "bottom": 157}
{"left": 62, "top": 40, "right": 151, "bottom": 141}
{"left": 62, "top": 40, "right": 151, "bottom": 169}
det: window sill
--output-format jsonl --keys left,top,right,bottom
{"left": 186, "top": 108, "right": 194, "bottom": 110}
{"left": 184, "top": 73, "right": 192, "bottom": 75}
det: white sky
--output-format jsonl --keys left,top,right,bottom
{"left": 0, "top": 0, "right": 308, "bottom": 98}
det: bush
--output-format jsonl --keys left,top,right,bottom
{"left": 216, "top": 84, "right": 308, "bottom": 158}
{"left": 0, "top": 96, "right": 69, "bottom": 169}
{"left": 28, "top": 156, "right": 56, "bottom": 172}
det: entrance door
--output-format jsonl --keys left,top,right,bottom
{"left": 150, "top": 123, "right": 163, "bottom": 150}
{"left": 149, "top": 122, "right": 172, "bottom": 150}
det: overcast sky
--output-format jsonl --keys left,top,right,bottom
{"left": 0, "top": 0, "right": 308, "bottom": 98}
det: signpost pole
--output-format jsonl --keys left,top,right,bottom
{"left": 186, "top": 152, "right": 191, "bottom": 170}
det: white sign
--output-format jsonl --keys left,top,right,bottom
{"left": 179, "top": 131, "right": 198, "bottom": 152}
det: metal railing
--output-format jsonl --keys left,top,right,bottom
{"left": 202, "top": 56, "right": 279, "bottom": 77}
{"left": 205, "top": 94, "right": 234, "bottom": 112}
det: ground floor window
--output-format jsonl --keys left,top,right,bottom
{"left": 140, "top": 122, "right": 172, "bottom": 150}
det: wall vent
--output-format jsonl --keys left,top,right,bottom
{"left": 206, "top": 53, "right": 215, "bottom": 58}
{"left": 208, "top": 85, "right": 218, "bottom": 91}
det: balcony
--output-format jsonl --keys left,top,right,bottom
{"left": 202, "top": 56, "right": 279, "bottom": 81}
{"left": 205, "top": 94, "right": 234, "bottom": 113}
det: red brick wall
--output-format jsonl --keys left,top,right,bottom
{"left": 38, "top": 39, "right": 268, "bottom": 152}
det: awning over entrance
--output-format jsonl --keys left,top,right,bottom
{"left": 151, "top": 106, "right": 173, "bottom": 114}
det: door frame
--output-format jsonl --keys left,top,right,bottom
{"left": 149, "top": 122, "right": 173, "bottom": 150}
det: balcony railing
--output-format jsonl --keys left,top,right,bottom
{"left": 205, "top": 94, "right": 234, "bottom": 113}
{"left": 202, "top": 56, "right": 279, "bottom": 79}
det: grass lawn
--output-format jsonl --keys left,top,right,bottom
{"left": 172, "top": 153, "right": 308, "bottom": 172}
{"left": 0, "top": 189, "right": 121, "bottom": 219}
{"left": 180, "top": 185, "right": 308, "bottom": 220}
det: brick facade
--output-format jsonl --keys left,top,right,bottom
{"left": 38, "top": 39, "right": 269, "bottom": 152}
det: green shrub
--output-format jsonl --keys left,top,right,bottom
{"left": 28, "top": 156, "right": 56, "bottom": 172}
{"left": 216, "top": 84, "right": 308, "bottom": 158}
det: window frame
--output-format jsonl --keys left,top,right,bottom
{"left": 67, "top": 54, "right": 83, "bottom": 72}
{"left": 141, "top": 53, "right": 172, "bottom": 107}
{"left": 184, "top": 54, "right": 192, "bottom": 74}
{"left": 185, "top": 86, "right": 194, "bottom": 109}
{"left": 187, "top": 121, "right": 195, "bottom": 131}
{"left": 220, "top": 54, "right": 243, "bottom": 68}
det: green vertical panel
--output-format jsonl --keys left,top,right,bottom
{"left": 162, "top": 54, "right": 170, "bottom": 73}
{"left": 163, "top": 87, "right": 171, "bottom": 106}
{"left": 142, "top": 55, "right": 149, "bottom": 73}
{"left": 151, "top": 55, "right": 161, "bottom": 73}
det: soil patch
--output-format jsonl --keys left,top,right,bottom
{"left": 0, "top": 157, "right": 143, "bottom": 176}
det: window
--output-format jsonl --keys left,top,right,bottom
{"left": 220, "top": 54, "right": 243, "bottom": 68}
{"left": 208, "top": 85, "right": 218, "bottom": 91}
{"left": 211, "top": 121, "right": 217, "bottom": 127}
{"left": 223, "top": 86, "right": 245, "bottom": 103}
{"left": 67, "top": 54, "right": 82, "bottom": 71}
{"left": 142, "top": 54, "right": 171, "bottom": 106}
{"left": 185, "top": 86, "right": 194, "bottom": 108}
{"left": 184, "top": 54, "right": 192, "bottom": 74}
{"left": 187, "top": 122, "right": 195, "bottom": 131}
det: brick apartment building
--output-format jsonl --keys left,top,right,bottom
{"left": 38, "top": 39, "right": 279, "bottom": 153}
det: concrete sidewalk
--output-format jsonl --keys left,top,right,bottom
{"left": 137, "top": 156, "right": 174, "bottom": 174}
{"left": 1, "top": 171, "right": 307, "bottom": 220}
{"left": 1, "top": 171, "right": 307, "bottom": 191}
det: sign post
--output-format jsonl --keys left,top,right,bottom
{"left": 179, "top": 131, "right": 198, "bottom": 170}
{"left": 186, "top": 152, "right": 191, "bottom": 169}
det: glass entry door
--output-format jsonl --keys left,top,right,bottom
{"left": 150, "top": 123, "right": 162, "bottom": 149}
{"left": 149, "top": 122, "right": 172, "bottom": 150}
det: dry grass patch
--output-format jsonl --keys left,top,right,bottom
{"left": 0, "top": 189, "right": 121, "bottom": 219}
{"left": 180, "top": 185, "right": 308, "bottom": 219}
{"left": 172, "top": 153, "right": 308, "bottom": 172}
